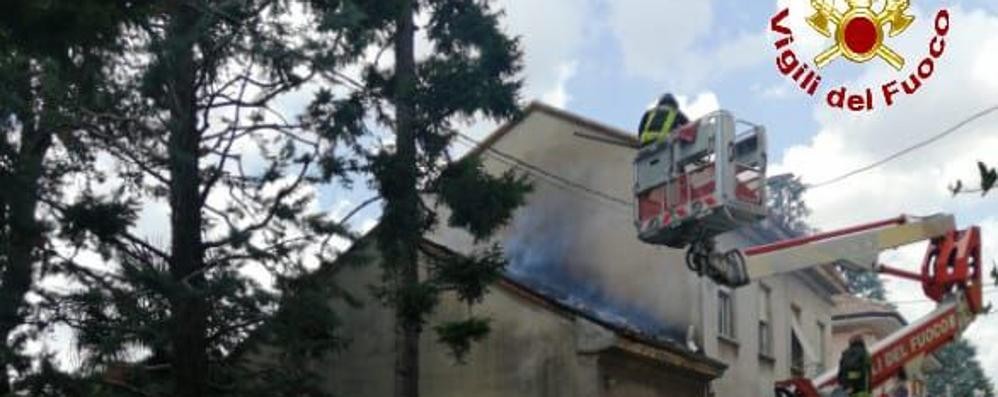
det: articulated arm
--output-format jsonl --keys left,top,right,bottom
{"left": 770, "top": 216, "right": 987, "bottom": 397}
{"left": 702, "top": 214, "right": 956, "bottom": 287}
{"left": 777, "top": 294, "right": 977, "bottom": 397}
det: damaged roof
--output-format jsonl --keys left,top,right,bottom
{"left": 418, "top": 238, "right": 728, "bottom": 379}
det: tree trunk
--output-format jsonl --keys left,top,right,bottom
{"left": 0, "top": 64, "right": 53, "bottom": 394}
{"left": 393, "top": 1, "right": 421, "bottom": 397}
{"left": 165, "top": 6, "right": 209, "bottom": 397}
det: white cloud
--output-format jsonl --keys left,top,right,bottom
{"left": 760, "top": 83, "right": 792, "bottom": 99}
{"left": 606, "top": 1, "right": 769, "bottom": 89}
{"left": 497, "top": 0, "right": 587, "bottom": 102}
{"left": 607, "top": 0, "right": 711, "bottom": 81}
{"left": 541, "top": 61, "right": 579, "bottom": 109}
{"left": 770, "top": 4, "right": 998, "bottom": 378}
{"left": 677, "top": 91, "right": 721, "bottom": 120}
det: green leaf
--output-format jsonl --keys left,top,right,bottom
{"left": 433, "top": 317, "right": 491, "bottom": 363}
{"left": 432, "top": 244, "right": 505, "bottom": 305}
{"left": 434, "top": 157, "right": 532, "bottom": 241}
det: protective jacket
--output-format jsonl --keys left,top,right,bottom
{"left": 837, "top": 342, "right": 872, "bottom": 397}
{"left": 639, "top": 104, "right": 689, "bottom": 146}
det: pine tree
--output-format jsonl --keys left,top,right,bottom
{"left": 927, "top": 339, "right": 995, "bottom": 397}
{"left": 33, "top": 2, "right": 369, "bottom": 395}
{"left": 306, "top": 1, "right": 531, "bottom": 396}
{"left": 767, "top": 174, "right": 813, "bottom": 235}
{"left": 0, "top": 50, "right": 61, "bottom": 397}
{"left": 0, "top": 2, "right": 145, "bottom": 392}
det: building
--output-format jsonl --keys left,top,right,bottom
{"left": 314, "top": 237, "right": 726, "bottom": 397}
{"left": 830, "top": 294, "right": 941, "bottom": 397}
{"left": 299, "top": 102, "right": 850, "bottom": 396}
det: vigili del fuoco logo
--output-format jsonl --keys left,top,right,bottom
{"left": 769, "top": 0, "right": 950, "bottom": 112}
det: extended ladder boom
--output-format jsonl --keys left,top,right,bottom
{"left": 770, "top": 217, "right": 986, "bottom": 397}
{"left": 777, "top": 295, "right": 977, "bottom": 397}
{"left": 706, "top": 214, "right": 956, "bottom": 287}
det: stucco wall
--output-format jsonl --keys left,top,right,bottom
{"left": 319, "top": 247, "right": 602, "bottom": 397}
{"left": 429, "top": 108, "right": 701, "bottom": 339}
{"left": 697, "top": 273, "right": 835, "bottom": 397}
{"left": 318, "top": 242, "right": 712, "bottom": 397}
{"left": 427, "top": 107, "right": 841, "bottom": 397}
{"left": 600, "top": 350, "right": 708, "bottom": 397}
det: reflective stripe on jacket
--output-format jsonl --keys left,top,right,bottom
{"left": 639, "top": 106, "right": 678, "bottom": 146}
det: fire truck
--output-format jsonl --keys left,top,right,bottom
{"left": 633, "top": 111, "right": 989, "bottom": 397}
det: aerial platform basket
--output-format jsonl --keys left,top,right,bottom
{"left": 633, "top": 110, "right": 768, "bottom": 248}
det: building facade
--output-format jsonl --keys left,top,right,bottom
{"left": 309, "top": 102, "right": 850, "bottom": 397}
{"left": 308, "top": 239, "right": 726, "bottom": 397}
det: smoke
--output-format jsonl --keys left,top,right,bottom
{"left": 502, "top": 189, "right": 686, "bottom": 343}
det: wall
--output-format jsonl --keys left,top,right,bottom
{"left": 697, "top": 271, "right": 835, "bottom": 397}
{"left": 599, "top": 350, "right": 708, "bottom": 397}
{"left": 318, "top": 246, "right": 602, "bottom": 397}
{"left": 429, "top": 109, "right": 701, "bottom": 341}
{"left": 426, "top": 108, "right": 840, "bottom": 397}
{"left": 317, "top": 242, "right": 713, "bottom": 397}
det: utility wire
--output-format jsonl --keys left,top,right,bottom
{"left": 449, "top": 124, "right": 998, "bottom": 317}
{"left": 451, "top": 132, "right": 634, "bottom": 211}
{"left": 808, "top": 105, "right": 998, "bottom": 189}
{"left": 449, "top": 132, "right": 638, "bottom": 238}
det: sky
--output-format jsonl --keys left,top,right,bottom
{"left": 96, "top": 0, "right": 998, "bottom": 384}
{"left": 472, "top": 0, "right": 998, "bottom": 383}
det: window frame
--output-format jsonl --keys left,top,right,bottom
{"left": 758, "top": 284, "right": 773, "bottom": 358}
{"left": 816, "top": 320, "right": 827, "bottom": 372}
{"left": 718, "top": 287, "right": 736, "bottom": 340}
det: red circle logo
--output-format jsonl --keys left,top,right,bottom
{"left": 843, "top": 16, "right": 879, "bottom": 54}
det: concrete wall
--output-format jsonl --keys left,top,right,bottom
{"left": 427, "top": 108, "right": 840, "bottom": 397}
{"left": 319, "top": 242, "right": 710, "bottom": 397}
{"left": 320, "top": 247, "right": 601, "bottom": 397}
{"left": 696, "top": 273, "right": 835, "bottom": 397}
{"left": 429, "top": 108, "right": 702, "bottom": 339}
{"left": 599, "top": 350, "right": 708, "bottom": 397}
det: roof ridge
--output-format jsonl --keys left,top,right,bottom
{"left": 464, "top": 100, "right": 637, "bottom": 159}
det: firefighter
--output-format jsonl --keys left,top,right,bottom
{"left": 891, "top": 369, "right": 909, "bottom": 397}
{"left": 638, "top": 93, "right": 689, "bottom": 147}
{"left": 838, "top": 335, "right": 872, "bottom": 397}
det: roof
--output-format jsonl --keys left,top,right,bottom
{"left": 830, "top": 294, "right": 943, "bottom": 372}
{"left": 420, "top": 238, "right": 727, "bottom": 378}
{"left": 280, "top": 101, "right": 839, "bottom": 378}
{"left": 467, "top": 101, "right": 637, "bottom": 160}
{"left": 455, "top": 100, "right": 847, "bottom": 345}
{"left": 832, "top": 294, "right": 901, "bottom": 320}
{"left": 830, "top": 294, "right": 907, "bottom": 336}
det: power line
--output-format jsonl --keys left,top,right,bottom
{"left": 451, "top": 132, "right": 634, "bottom": 212}
{"left": 808, "top": 104, "right": 998, "bottom": 189}
{"left": 452, "top": 130, "right": 998, "bottom": 311}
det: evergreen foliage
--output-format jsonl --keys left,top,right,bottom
{"left": 304, "top": 2, "right": 531, "bottom": 396}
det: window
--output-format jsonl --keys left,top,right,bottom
{"left": 816, "top": 321, "right": 827, "bottom": 372}
{"left": 718, "top": 288, "right": 736, "bottom": 339}
{"left": 790, "top": 304, "right": 804, "bottom": 377}
{"left": 758, "top": 285, "right": 773, "bottom": 357}
{"left": 791, "top": 331, "right": 805, "bottom": 377}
